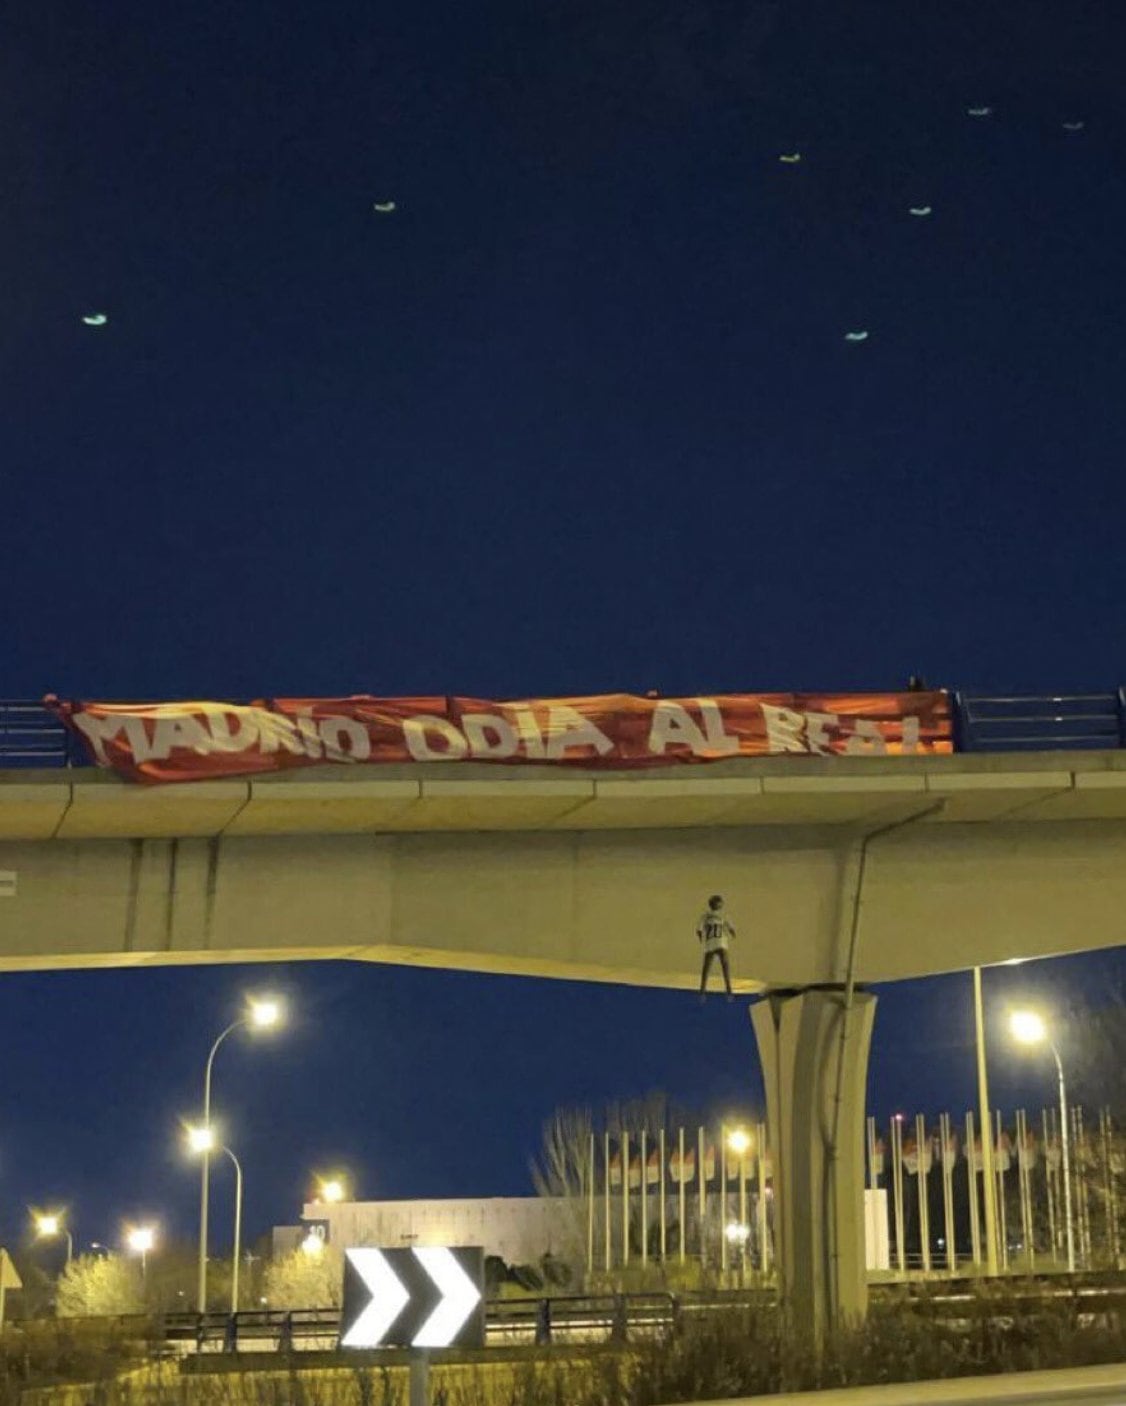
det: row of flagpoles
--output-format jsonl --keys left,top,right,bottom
{"left": 584, "top": 1123, "right": 771, "bottom": 1276}
{"left": 582, "top": 1106, "right": 1121, "bottom": 1277}
{"left": 873, "top": 1106, "right": 1121, "bottom": 1274}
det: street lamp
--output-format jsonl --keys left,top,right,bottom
{"left": 1009, "top": 1009, "right": 1075, "bottom": 1272}
{"left": 187, "top": 1126, "right": 245, "bottom": 1314}
{"left": 33, "top": 1213, "right": 73, "bottom": 1265}
{"left": 971, "top": 967, "right": 1003, "bottom": 1276}
{"left": 126, "top": 1225, "right": 157, "bottom": 1278}
{"left": 301, "top": 1230, "right": 325, "bottom": 1257}
{"left": 316, "top": 1176, "right": 347, "bottom": 1204}
{"left": 197, "top": 996, "right": 285, "bottom": 1311}
{"left": 726, "top": 1129, "right": 752, "bottom": 1276}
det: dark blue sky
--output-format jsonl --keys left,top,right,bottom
{"left": 2, "top": 0, "right": 1124, "bottom": 1252}
{"left": 0, "top": 953, "right": 1119, "bottom": 1252}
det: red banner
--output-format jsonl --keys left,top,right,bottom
{"left": 45, "top": 691, "right": 952, "bottom": 784}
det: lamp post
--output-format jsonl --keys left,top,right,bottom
{"left": 726, "top": 1128, "right": 751, "bottom": 1281}
{"left": 197, "top": 997, "right": 283, "bottom": 1311}
{"left": 126, "top": 1225, "right": 157, "bottom": 1279}
{"left": 1010, "top": 1009, "right": 1075, "bottom": 1272}
{"left": 33, "top": 1214, "right": 73, "bottom": 1265}
{"left": 972, "top": 967, "right": 1000, "bottom": 1275}
{"left": 189, "top": 1126, "right": 245, "bottom": 1315}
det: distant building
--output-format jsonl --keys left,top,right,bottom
{"left": 274, "top": 1197, "right": 572, "bottom": 1266}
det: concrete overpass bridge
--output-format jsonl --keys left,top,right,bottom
{"left": 3, "top": 740, "right": 1126, "bottom": 1340}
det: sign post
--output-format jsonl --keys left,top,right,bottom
{"left": 409, "top": 1349, "right": 430, "bottom": 1406}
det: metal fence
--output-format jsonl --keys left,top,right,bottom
{"left": 90, "top": 1278, "right": 1126, "bottom": 1356}
{"left": 4, "top": 692, "right": 1126, "bottom": 769}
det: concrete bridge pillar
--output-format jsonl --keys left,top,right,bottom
{"left": 750, "top": 986, "right": 876, "bottom": 1341}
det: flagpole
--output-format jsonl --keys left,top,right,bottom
{"left": 640, "top": 1130, "right": 648, "bottom": 1271}
{"left": 720, "top": 1123, "right": 728, "bottom": 1275}
{"left": 678, "top": 1127, "right": 686, "bottom": 1263}
{"left": 587, "top": 1132, "right": 595, "bottom": 1281}
{"left": 622, "top": 1130, "right": 630, "bottom": 1269}
{"left": 974, "top": 966, "right": 1000, "bottom": 1275}
{"left": 659, "top": 1128, "right": 667, "bottom": 1261}
{"left": 604, "top": 1131, "right": 612, "bottom": 1273}
{"left": 698, "top": 1126, "right": 706, "bottom": 1267}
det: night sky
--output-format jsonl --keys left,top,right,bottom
{"left": 2, "top": 1, "right": 1125, "bottom": 1253}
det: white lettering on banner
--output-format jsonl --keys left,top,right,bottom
{"left": 71, "top": 711, "right": 137, "bottom": 764}
{"left": 843, "top": 719, "right": 888, "bottom": 756}
{"left": 761, "top": 704, "right": 808, "bottom": 754}
{"left": 648, "top": 703, "right": 701, "bottom": 754}
{"left": 463, "top": 713, "right": 518, "bottom": 758}
{"left": 195, "top": 707, "right": 263, "bottom": 755}
{"left": 403, "top": 716, "right": 469, "bottom": 761}
{"left": 148, "top": 715, "right": 211, "bottom": 761}
{"left": 293, "top": 709, "right": 325, "bottom": 760}
{"left": 254, "top": 714, "right": 305, "bottom": 757}
{"left": 762, "top": 706, "right": 917, "bottom": 756}
{"left": 68, "top": 696, "right": 933, "bottom": 771}
{"left": 544, "top": 706, "right": 614, "bottom": 760}
{"left": 510, "top": 707, "right": 547, "bottom": 760}
{"left": 804, "top": 711, "right": 837, "bottom": 755}
{"left": 698, "top": 699, "right": 740, "bottom": 754}
{"left": 648, "top": 700, "right": 738, "bottom": 756}
{"left": 319, "top": 716, "right": 372, "bottom": 762}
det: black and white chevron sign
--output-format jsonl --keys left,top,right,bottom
{"left": 339, "top": 1246, "right": 485, "bottom": 1349}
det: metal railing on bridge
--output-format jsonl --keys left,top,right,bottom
{"left": 0, "top": 700, "right": 76, "bottom": 767}
{"left": 953, "top": 690, "right": 1126, "bottom": 752}
{"left": 4, "top": 692, "right": 1126, "bottom": 769}
{"left": 93, "top": 1278, "right": 1126, "bottom": 1356}
{"left": 153, "top": 1292, "right": 684, "bottom": 1354}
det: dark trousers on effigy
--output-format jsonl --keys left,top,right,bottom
{"left": 699, "top": 949, "right": 732, "bottom": 995}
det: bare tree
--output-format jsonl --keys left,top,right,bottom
{"left": 531, "top": 1091, "right": 706, "bottom": 1281}
{"left": 529, "top": 1105, "right": 594, "bottom": 1277}
{"left": 1062, "top": 969, "right": 1126, "bottom": 1112}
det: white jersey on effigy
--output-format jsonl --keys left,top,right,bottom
{"left": 697, "top": 910, "right": 735, "bottom": 954}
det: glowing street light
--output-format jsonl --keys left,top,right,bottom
{"left": 301, "top": 1230, "right": 325, "bottom": 1257}
{"left": 726, "top": 1128, "right": 751, "bottom": 1157}
{"left": 725, "top": 1221, "right": 750, "bottom": 1245}
{"left": 1010, "top": 1010, "right": 1047, "bottom": 1046}
{"left": 1009, "top": 1008, "right": 1074, "bottom": 1272}
{"left": 126, "top": 1225, "right": 157, "bottom": 1277}
{"left": 186, "top": 1128, "right": 244, "bottom": 1313}
{"left": 33, "top": 1213, "right": 73, "bottom": 1265}
{"left": 248, "top": 997, "right": 282, "bottom": 1029}
{"left": 187, "top": 1125, "right": 216, "bottom": 1154}
{"left": 316, "top": 1176, "right": 347, "bottom": 1204}
{"left": 197, "top": 996, "right": 286, "bottom": 1311}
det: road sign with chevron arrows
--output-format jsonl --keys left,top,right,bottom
{"left": 339, "top": 1246, "right": 485, "bottom": 1349}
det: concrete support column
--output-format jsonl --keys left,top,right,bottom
{"left": 751, "top": 987, "right": 877, "bottom": 1340}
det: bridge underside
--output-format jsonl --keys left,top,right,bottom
{"left": 3, "top": 751, "right": 1125, "bottom": 1341}
{"left": 2, "top": 751, "right": 1126, "bottom": 982}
